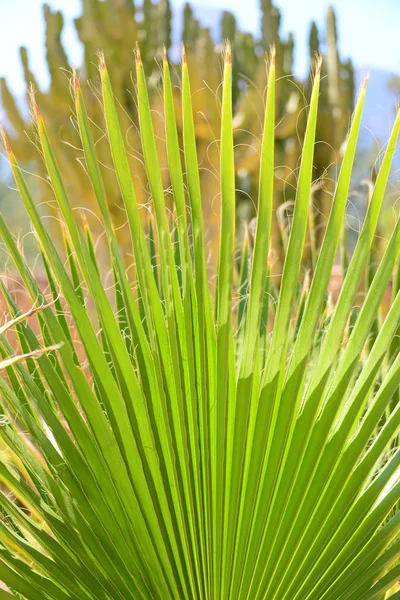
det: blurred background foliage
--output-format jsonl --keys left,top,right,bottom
{"left": 0, "top": 0, "right": 357, "bottom": 278}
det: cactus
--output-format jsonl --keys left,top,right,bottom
{"left": 158, "top": 0, "right": 172, "bottom": 52}
{"left": 1, "top": 0, "right": 354, "bottom": 276}
{"left": 220, "top": 12, "right": 240, "bottom": 103}
{"left": 261, "top": 0, "right": 281, "bottom": 49}
{"left": 182, "top": 2, "right": 200, "bottom": 49}
{"left": 309, "top": 21, "right": 320, "bottom": 58}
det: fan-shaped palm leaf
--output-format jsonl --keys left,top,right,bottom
{"left": 0, "top": 48, "right": 399, "bottom": 600}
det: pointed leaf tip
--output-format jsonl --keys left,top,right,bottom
{"left": 243, "top": 223, "right": 250, "bottom": 247}
{"left": 136, "top": 42, "right": 142, "bottom": 65}
{"left": 28, "top": 86, "right": 41, "bottom": 121}
{"left": 315, "top": 53, "right": 323, "bottom": 74}
{"left": 73, "top": 70, "right": 80, "bottom": 95}
{"left": 0, "top": 126, "right": 12, "bottom": 154}
{"left": 225, "top": 41, "right": 232, "bottom": 65}
{"left": 97, "top": 51, "right": 106, "bottom": 71}
{"left": 80, "top": 210, "right": 89, "bottom": 229}
{"left": 181, "top": 44, "right": 187, "bottom": 64}
{"left": 269, "top": 44, "right": 276, "bottom": 67}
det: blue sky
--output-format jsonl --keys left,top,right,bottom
{"left": 0, "top": 0, "right": 399, "bottom": 96}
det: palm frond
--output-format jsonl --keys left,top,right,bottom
{"left": 0, "top": 49, "right": 399, "bottom": 600}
